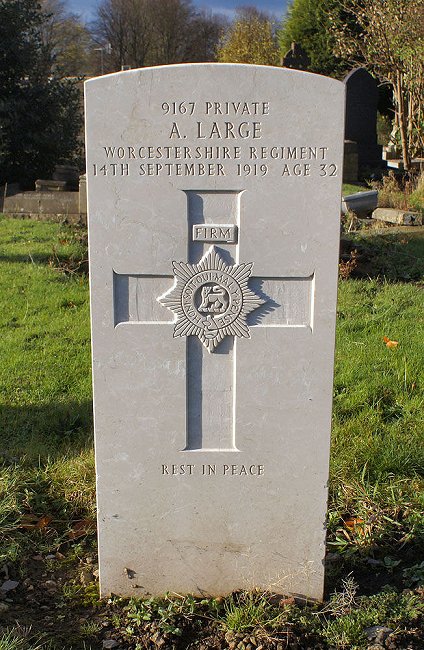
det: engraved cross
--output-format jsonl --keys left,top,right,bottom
{"left": 113, "top": 190, "right": 313, "bottom": 452}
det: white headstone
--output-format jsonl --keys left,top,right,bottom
{"left": 85, "top": 64, "right": 344, "bottom": 600}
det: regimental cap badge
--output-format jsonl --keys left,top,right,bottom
{"left": 158, "top": 246, "right": 265, "bottom": 352}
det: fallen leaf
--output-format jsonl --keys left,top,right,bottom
{"left": 383, "top": 336, "right": 399, "bottom": 348}
{"left": 20, "top": 514, "right": 52, "bottom": 530}
{"left": 344, "top": 516, "right": 365, "bottom": 535}
{"left": 68, "top": 519, "right": 96, "bottom": 540}
{"left": 36, "top": 515, "right": 53, "bottom": 529}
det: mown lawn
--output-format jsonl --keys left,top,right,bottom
{"left": 0, "top": 218, "right": 91, "bottom": 454}
{"left": 0, "top": 218, "right": 94, "bottom": 564}
{"left": 0, "top": 215, "right": 423, "bottom": 650}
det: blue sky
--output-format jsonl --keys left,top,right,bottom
{"left": 67, "top": 0, "right": 289, "bottom": 23}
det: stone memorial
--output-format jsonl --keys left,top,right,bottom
{"left": 282, "top": 42, "right": 310, "bottom": 71}
{"left": 85, "top": 64, "right": 344, "bottom": 600}
{"left": 344, "top": 67, "right": 382, "bottom": 172}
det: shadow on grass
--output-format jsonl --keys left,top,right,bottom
{"left": 340, "top": 229, "right": 424, "bottom": 281}
{"left": 0, "top": 401, "right": 95, "bottom": 565}
{"left": 0, "top": 252, "right": 89, "bottom": 275}
{"left": 324, "top": 535, "right": 424, "bottom": 598}
{"left": 0, "top": 400, "right": 93, "bottom": 460}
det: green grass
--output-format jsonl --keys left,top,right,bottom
{"left": 330, "top": 243, "right": 424, "bottom": 559}
{"left": 410, "top": 177, "right": 424, "bottom": 212}
{"left": 342, "top": 183, "right": 370, "bottom": 196}
{"left": 319, "top": 581, "right": 424, "bottom": 649}
{"left": 0, "top": 215, "right": 423, "bottom": 648}
{"left": 109, "top": 586, "right": 424, "bottom": 650}
{"left": 0, "top": 217, "right": 91, "bottom": 457}
{"left": 0, "top": 451, "right": 95, "bottom": 562}
{"left": 0, "top": 629, "right": 51, "bottom": 650}
{"left": 343, "top": 228, "right": 424, "bottom": 281}
{"left": 220, "top": 591, "right": 284, "bottom": 632}
{"left": 0, "top": 216, "right": 94, "bottom": 563}
{"left": 333, "top": 279, "right": 423, "bottom": 481}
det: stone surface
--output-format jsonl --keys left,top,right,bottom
{"left": 372, "top": 207, "right": 422, "bottom": 226}
{"left": 79, "top": 173, "right": 87, "bottom": 216}
{"left": 53, "top": 164, "right": 80, "bottom": 190}
{"left": 343, "top": 140, "right": 359, "bottom": 183}
{"left": 344, "top": 68, "right": 382, "bottom": 172}
{"left": 102, "top": 641, "right": 120, "bottom": 649}
{"left": 386, "top": 157, "right": 424, "bottom": 171}
{"left": 3, "top": 191, "right": 84, "bottom": 225}
{"left": 35, "top": 179, "right": 67, "bottom": 192}
{"left": 342, "top": 190, "right": 378, "bottom": 215}
{"left": 0, "top": 579, "right": 19, "bottom": 592}
{"left": 364, "top": 626, "right": 393, "bottom": 644}
{"left": 85, "top": 64, "right": 344, "bottom": 600}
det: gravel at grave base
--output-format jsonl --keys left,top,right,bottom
{"left": 99, "top": 612, "right": 326, "bottom": 650}
{"left": 0, "top": 553, "right": 423, "bottom": 650}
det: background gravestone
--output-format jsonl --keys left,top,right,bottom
{"left": 85, "top": 64, "right": 344, "bottom": 600}
{"left": 344, "top": 67, "right": 382, "bottom": 173}
{"left": 282, "top": 42, "right": 310, "bottom": 71}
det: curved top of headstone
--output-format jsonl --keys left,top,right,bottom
{"left": 344, "top": 67, "right": 377, "bottom": 87}
{"left": 86, "top": 62, "right": 341, "bottom": 90}
{"left": 343, "top": 66, "right": 381, "bottom": 168}
{"left": 85, "top": 63, "right": 344, "bottom": 224}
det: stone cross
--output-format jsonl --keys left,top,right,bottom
{"left": 86, "top": 64, "right": 344, "bottom": 600}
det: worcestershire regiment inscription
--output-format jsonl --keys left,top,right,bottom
{"left": 86, "top": 64, "right": 344, "bottom": 600}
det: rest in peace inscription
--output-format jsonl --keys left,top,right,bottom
{"left": 90, "top": 100, "right": 339, "bottom": 179}
{"left": 161, "top": 463, "right": 265, "bottom": 476}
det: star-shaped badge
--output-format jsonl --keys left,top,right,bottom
{"left": 158, "top": 246, "right": 265, "bottom": 352}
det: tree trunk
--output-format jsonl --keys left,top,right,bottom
{"left": 396, "top": 70, "right": 411, "bottom": 170}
